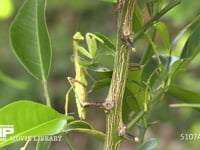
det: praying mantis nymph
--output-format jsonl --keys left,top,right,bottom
{"left": 66, "top": 32, "right": 104, "bottom": 119}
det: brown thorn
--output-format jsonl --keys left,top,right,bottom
{"left": 125, "top": 132, "right": 140, "bottom": 143}
{"left": 81, "top": 99, "right": 114, "bottom": 112}
{"left": 81, "top": 102, "right": 104, "bottom": 108}
{"left": 118, "top": 125, "right": 127, "bottom": 137}
{"left": 118, "top": 125, "right": 140, "bottom": 142}
{"left": 120, "top": 34, "right": 136, "bottom": 52}
{"left": 103, "top": 100, "right": 115, "bottom": 111}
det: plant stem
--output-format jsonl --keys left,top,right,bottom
{"left": 62, "top": 133, "right": 76, "bottom": 150}
{"left": 127, "top": 111, "right": 146, "bottom": 129}
{"left": 103, "top": 1, "right": 135, "bottom": 150}
{"left": 138, "top": 126, "right": 146, "bottom": 144}
{"left": 43, "top": 80, "right": 51, "bottom": 107}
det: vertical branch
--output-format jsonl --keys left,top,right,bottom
{"left": 103, "top": 0, "right": 135, "bottom": 150}
{"left": 43, "top": 80, "right": 51, "bottom": 107}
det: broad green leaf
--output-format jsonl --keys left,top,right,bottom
{"left": 170, "top": 103, "right": 200, "bottom": 109}
{"left": 124, "top": 93, "right": 140, "bottom": 114}
{"left": 95, "top": 32, "right": 115, "bottom": 53}
{"left": 132, "top": 2, "right": 143, "bottom": 32}
{"left": 154, "top": 22, "right": 170, "bottom": 49}
{"left": 171, "top": 14, "right": 200, "bottom": 49}
{"left": 155, "top": 0, "right": 164, "bottom": 13}
{"left": 180, "top": 23, "right": 200, "bottom": 60}
{"left": 142, "top": 56, "right": 160, "bottom": 87}
{"left": 128, "top": 73, "right": 146, "bottom": 111}
{"left": 167, "top": 57, "right": 184, "bottom": 84}
{"left": 36, "top": 141, "right": 51, "bottom": 150}
{"left": 0, "top": 101, "right": 73, "bottom": 147}
{"left": 122, "top": 95, "right": 131, "bottom": 123}
{"left": 146, "top": 1, "right": 154, "bottom": 16}
{"left": 10, "top": 0, "right": 52, "bottom": 81}
{"left": 141, "top": 56, "right": 167, "bottom": 112}
{"left": 142, "top": 55, "right": 170, "bottom": 88}
{"left": 66, "top": 120, "right": 92, "bottom": 130}
{"left": 167, "top": 84, "right": 200, "bottom": 104}
{"left": 136, "top": 138, "right": 160, "bottom": 150}
{"left": 128, "top": 67, "right": 142, "bottom": 82}
{"left": 88, "top": 66, "right": 112, "bottom": 79}
{"left": 140, "top": 29, "right": 156, "bottom": 64}
{"left": 64, "top": 120, "right": 105, "bottom": 139}
{"left": 126, "top": 81, "right": 142, "bottom": 99}
{"left": 89, "top": 78, "right": 111, "bottom": 93}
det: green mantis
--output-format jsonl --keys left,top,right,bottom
{"left": 66, "top": 32, "right": 104, "bottom": 119}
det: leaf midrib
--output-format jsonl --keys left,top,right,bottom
{"left": 35, "top": 0, "right": 46, "bottom": 81}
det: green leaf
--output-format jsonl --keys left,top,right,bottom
{"left": 88, "top": 66, "right": 112, "bottom": 79}
{"left": 142, "top": 55, "right": 171, "bottom": 89}
{"left": 167, "top": 84, "right": 200, "bottom": 104}
{"left": 66, "top": 120, "right": 92, "bottom": 130}
{"left": 140, "top": 29, "right": 156, "bottom": 64}
{"left": 95, "top": 32, "right": 115, "bottom": 53}
{"left": 122, "top": 96, "right": 131, "bottom": 123}
{"left": 0, "top": 101, "right": 73, "bottom": 147}
{"left": 10, "top": 0, "right": 52, "bottom": 81}
{"left": 142, "top": 56, "right": 160, "bottom": 87}
{"left": 167, "top": 57, "right": 184, "bottom": 84}
{"left": 64, "top": 120, "right": 105, "bottom": 140}
{"left": 128, "top": 67, "right": 142, "bottom": 82}
{"left": 132, "top": 2, "right": 143, "bottom": 32}
{"left": 136, "top": 138, "right": 160, "bottom": 150}
{"left": 154, "top": 22, "right": 170, "bottom": 49}
{"left": 89, "top": 78, "right": 111, "bottom": 93}
{"left": 180, "top": 23, "right": 200, "bottom": 60}
{"left": 171, "top": 14, "right": 200, "bottom": 49}
{"left": 125, "top": 82, "right": 143, "bottom": 112}
{"left": 146, "top": 1, "right": 154, "bottom": 16}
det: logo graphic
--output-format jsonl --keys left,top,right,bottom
{"left": 0, "top": 125, "right": 14, "bottom": 141}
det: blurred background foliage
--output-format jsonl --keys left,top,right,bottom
{"left": 0, "top": 0, "right": 200, "bottom": 149}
